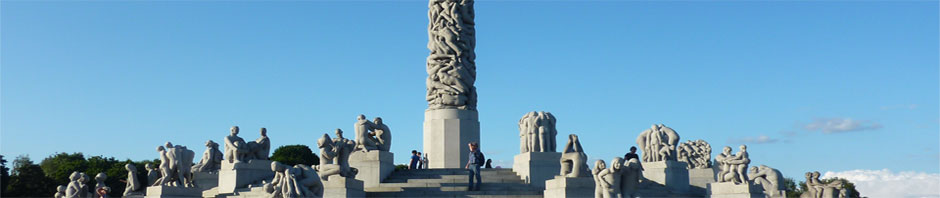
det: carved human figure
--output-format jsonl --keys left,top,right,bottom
{"left": 518, "top": 112, "right": 533, "bottom": 153}
{"left": 154, "top": 145, "right": 173, "bottom": 186}
{"left": 715, "top": 146, "right": 736, "bottom": 183}
{"left": 354, "top": 115, "right": 379, "bottom": 151}
{"left": 145, "top": 163, "right": 160, "bottom": 186}
{"left": 175, "top": 145, "right": 196, "bottom": 187}
{"left": 620, "top": 158, "right": 643, "bottom": 198}
{"left": 224, "top": 126, "right": 249, "bottom": 163}
{"left": 264, "top": 161, "right": 288, "bottom": 197}
{"left": 123, "top": 164, "right": 141, "bottom": 196}
{"left": 94, "top": 173, "right": 109, "bottom": 196}
{"left": 597, "top": 158, "right": 624, "bottom": 198}
{"left": 749, "top": 165, "right": 785, "bottom": 197}
{"left": 678, "top": 140, "right": 712, "bottom": 169}
{"left": 373, "top": 117, "right": 392, "bottom": 152}
{"left": 426, "top": 0, "right": 477, "bottom": 110}
{"left": 66, "top": 172, "right": 82, "bottom": 198}
{"left": 330, "top": 129, "right": 358, "bottom": 177}
{"left": 248, "top": 128, "right": 271, "bottom": 160}
{"left": 79, "top": 172, "right": 90, "bottom": 198}
{"left": 636, "top": 124, "right": 681, "bottom": 162}
{"left": 55, "top": 185, "right": 66, "bottom": 198}
{"left": 592, "top": 160, "right": 607, "bottom": 198}
{"left": 294, "top": 164, "right": 324, "bottom": 197}
{"left": 192, "top": 140, "right": 223, "bottom": 173}
{"left": 559, "top": 134, "right": 589, "bottom": 177}
{"left": 526, "top": 112, "right": 539, "bottom": 152}
{"left": 317, "top": 133, "right": 336, "bottom": 164}
{"left": 801, "top": 171, "right": 844, "bottom": 198}
{"left": 726, "top": 145, "right": 750, "bottom": 183}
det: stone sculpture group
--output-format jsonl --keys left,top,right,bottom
{"left": 800, "top": 171, "right": 848, "bottom": 198}
{"left": 263, "top": 161, "right": 325, "bottom": 198}
{"left": 153, "top": 142, "right": 196, "bottom": 187}
{"left": 353, "top": 114, "right": 392, "bottom": 152}
{"left": 591, "top": 157, "right": 643, "bottom": 198}
{"left": 192, "top": 140, "right": 223, "bottom": 173}
{"left": 317, "top": 129, "right": 359, "bottom": 179}
{"left": 636, "top": 124, "right": 680, "bottom": 162}
{"left": 224, "top": 126, "right": 271, "bottom": 164}
{"left": 715, "top": 145, "right": 750, "bottom": 184}
{"left": 677, "top": 139, "right": 711, "bottom": 169}
{"left": 519, "top": 111, "right": 558, "bottom": 153}
{"left": 426, "top": 0, "right": 477, "bottom": 110}
{"left": 749, "top": 165, "right": 786, "bottom": 197}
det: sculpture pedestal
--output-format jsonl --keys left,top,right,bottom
{"left": 192, "top": 171, "right": 218, "bottom": 191}
{"left": 349, "top": 150, "right": 395, "bottom": 188}
{"left": 642, "top": 160, "right": 690, "bottom": 193}
{"left": 217, "top": 160, "right": 275, "bottom": 194}
{"left": 144, "top": 186, "right": 202, "bottom": 198}
{"left": 323, "top": 175, "right": 365, "bottom": 198}
{"left": 707, "top": 182, "right": 766, "bottom": 198}
{"left": 423, "top": 109, "right": 479, "bottom": 168}
{"left": 543, "top": 176, "right": 594, "bottom": 198}
{"left": 689, "top": 167, "right": 717, "bottom": 195}
{"left": 513, "top": 152, "right": 561, "bottom": 188}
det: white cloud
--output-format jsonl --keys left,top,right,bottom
{"left": 822, "top": 169, "right": 940, "bottom": 198}
{"left": 729, "top": 135, "right": 779, "bottom": 144}
{"left": 804, "top": 118, "right": 882, "bottom": 133}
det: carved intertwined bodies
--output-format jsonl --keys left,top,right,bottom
{"left": 426, "top": 0, "right": 477, "bottom": 110}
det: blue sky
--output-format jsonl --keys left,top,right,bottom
{"left": 2, "top": 0, "right": 937, "bottom": 190}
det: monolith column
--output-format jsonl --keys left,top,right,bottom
{"left": 423, "top": 0, "right": 480, "bottom": 168}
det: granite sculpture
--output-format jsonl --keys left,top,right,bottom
{"left": 123, "top": 164, "right": 142, "bottom": 196}
{"left": 592, "top": 158, "right": 624, "bottom": 198}
{"left": 94, "top": 173, "right": 110, "bottom": 195}
{"left": 264, "top": 161, "right": 324, "bottom": 198}
{"left": 317, "top": 129, "right": 359, "bottom": 179}
{"left": 636, "top": 124, "right": 680, "bottom": 162}
{"left": 519, "top": 111, "right": 558, "bottom": 153}
{"left": 619, "top": 158, "right": 643, "bottom": 197}
{"left": 224, "top": 126, "right": 271, "bottom": 164}
{"left": 55, "top": 185, "right": 66, "bottom": 198}
{"left": 80, "top": 172, "right": 90, "bottom": 197}
{"left": 192, "top": 140, "right": 223, "bottom": 173}
{"left": 145, "top": 163, "right": 160, "bottom": 186}
{"left": 65, "top": 172, "right": 82, "bottom": 198}
{"left": 152, "top": 142, "right": 196, "bottom": 187}
{"left": 426, "top": 0, "right": 477, "bottom": 111}
{"left": 559, "top": 134, "right": 589, "bottom": 178}
{"left": 373, "top": 117, "right": 392, "bottom": 151}
{"left": 677, "top": 139, "right": 711, "bottom": 169}
{"left": 352, "top": 115, "right": 392, "bottom": 152}
{"left": 715, "top": 145, "right": 750, "bottom": 184}
{"left": 800, "top": 171, "right": 845, "bottom": 198}
{"left": 749, "top": 165, "right": 786, "bottom": 197}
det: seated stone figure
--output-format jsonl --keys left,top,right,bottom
{"left": 372, "top": 117, "right": 392, "bottom": 152}
{"left": 749, "top": 165, "right": 785, "bottom": 197}
{"left": 192, "top": 140, "right": 223, "bottom": 173}
{"left": 559, "top": 134, "right": 589, "bottom": 178}
{"left": 246, "top": 128, "right": 271, "bottom": 160}
{"left": 315, "top": 129, "right": 359, "bottom": 180}
{"left": 123, "top": 164, "right": 142, "bottom": 196}
{"left": 354, "top": 114, "right": 379, "bottom": 151}
{"left": 801, "top": 171, "right": 844, "bottom": 198}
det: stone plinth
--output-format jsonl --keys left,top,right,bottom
{"left": 513, "top": 152, "right": 561, "bottom": 188}
{"left": 323, "top": 175, "right": 365, "bottom": 198}
{"left": 192, "top": 171, "right": 218, "bottom": 191}
{"left": 690, "top": 167, "right": 717, "bottom": 195}
{"left": 349, "top": 150, "right": 395, "bottom": 188}
{"left": 642, "top": 160, "right": 690, "bottom": 193}
{"left": 707, "top": 182, "right": 766, "bottom": 198}
{"left": 144, "top": 186, "right": 202, "bottom": 198}
{"left": 543, "top": 176, "right": 594, "bottom": 198}
{"left": 423, "top": 109, "right": 479, "bottom": 168}
{"left": 218, "top": 160, "right": 275, "bottom": 194}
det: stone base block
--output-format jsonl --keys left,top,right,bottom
{"left": 543, "top": 176, "right": 594, "bottom": 198}
{"left": 764, "top": 190, "right": 787, "bottom": 198}
{"left": 144, "top": 186, "right": 202, "bottom": 198}
{"left": 218, "top": 160, "right": 275, "bottom": 194}
{"left": 513, "top": 152, "right": 562, "bottom": 188}
{"left": 707, "top": 182, "right": 766, "bottom": 198}
{"left": 642, "top": 160, "right": 690, "bottom": 193}
{"left": 424, "top": 109, "right": 479, "bottom": 168}
{"left": 349, "top": 150, "right": 395, "bottom": 188}
{"left": 690, "top": 167, "right": 717, "bottom": 195}
{"left": 192, "top": 171, "right": 218, "bottom": 191}
{"left": 323, "top": 175, "right": 365, "bottom": 198}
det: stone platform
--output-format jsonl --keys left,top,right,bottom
{"left": 349, "top": 150, "right": 395, "bottom": 188}
{"left": 513, "top": 151, "right": 562, "bottom": 188}
{"left": 217, "top": 160, "right": 275, "bottom": 194}
{"left": 366, "top": 168, "right": 543, "bottom": 198}
{"left": 144, "top": 186, "right": 201, "bottom": 198}
{"left": 690, "top": 167, "right": 717, "bottom": 195}
{"left": 192, "top": 171, "right": 218, "bottom": 191}
{"left": 642, "top": 160, "right": 690, "bottom": 193}
{"left": 543, "top": 175, "right": 594, "bottom": 198}
{"left": 707, "top": 182, "right": 766, "bottom": 198}
{"left": 324, "top": 175, "right": 366, "bottom": 197}
{"left": 424, "top": 109, "right": 479, "bottom": 168}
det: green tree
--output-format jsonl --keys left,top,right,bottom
{"left": 39, "top": 152, "right": 87, "bottom": 185}
{"left": 1, "top": 155, "right": 11, "bottom": 195}
{"left": 5, "top": 155, "right": 55, "bottom": 197}
{"left": 783, "top": 177, "right": 803, "bottom": 197}
{"left": 269, "top": 145, "right": 318, "bottom": 166}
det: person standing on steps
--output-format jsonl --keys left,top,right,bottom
{"left": 465, "top": 142, "right": 485, "bottom": 191}
{"left": 416, "top": 152, "right": 424, "bottom": 169}
{"left": 421, "top": 153, "right": 429, "bottom": 169}
{"left": 409, "top": 150, "right": 420, "bottom": 169}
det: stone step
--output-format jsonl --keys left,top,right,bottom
{"left": 366, "top": 189, "right": 543, "bottom": 197}
{"left": 382, "top": 177, "right": 526, "bottom": 184}
{"left": 369, "top": 183, "right": 539, "bottom": 192}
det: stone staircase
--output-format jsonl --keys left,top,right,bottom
{"left": 366, "top": 168, "right": 544, "bottom": 198}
